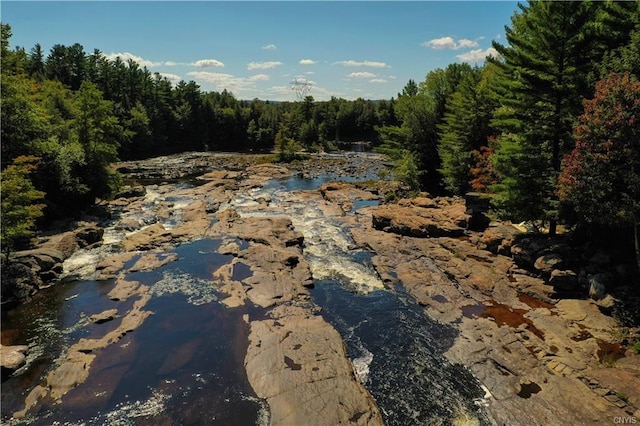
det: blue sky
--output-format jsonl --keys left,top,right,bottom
{"left": 3, "top": 1, "right": 520, "bottom": 101}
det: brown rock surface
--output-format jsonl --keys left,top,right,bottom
{"left": 129, "top": 251, "right": 178, "bottom": 272}
{"left": 371, "top": 197, "right": 468, "bottom": 238}
{"left": 245, "top": 305, "right": 382, "bottom": 426}
{"left": 319, "top": 181, "right": 379, "bottom": 211}
{"left": 95, "top": 252, "right": 137, "bottom": 279}
{"left": 350, "top": 200, "right": 639, "bottom": 425}
{"left": 0, "top": 344, "right": 28, "bottom": 371}
{"left": 122, "top": 223, "right": 172, "bottom": 251}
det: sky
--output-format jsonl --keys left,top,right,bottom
{"left": 3, "top": 1, "right": 520, "bottom": 101}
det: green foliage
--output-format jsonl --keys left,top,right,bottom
{"left": 0, "top": 75, "right": 49, "bottom": 165}
{"left": 1, "top": 156, "right": 46, "bottom": 260}
{"left": 74, "top": 81, "right": 121, "bottom": 199}
{"left": 438, "top": 65, "right": 498, "bottom": 194}
{"left": 3, "top": 5, "right": 638, "bottom": 241}
{"left": 490, "top": 0, "right": 613, "bottom": 234}
{"left": 275, "top": 124, "right": 302, "bottom": 162}
{"left": 395, "top": 151, "right": 420, "bottom": 191}
{"left": 376, "top": 65, "right": 475, "bottom": 194}
{"left": 1, "top": 23, "right": 26, "bottom": 75}
{"left": 558, "top": 72, "right": 640, "bottom": 228}
{"left": 374, "top": 125, "right": 420, "bottom": 190}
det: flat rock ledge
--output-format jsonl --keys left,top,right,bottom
{"left": 371, "top": 196, "right": 469, "bottom": 238}
{"left": 245, "top": 305, "right": 382, "bottom": 426}
{"left": 351, "top": 200, "right": 640, "bottom": 425}
{"left": 210, "top": 212, "right": 382, "bottom": 424}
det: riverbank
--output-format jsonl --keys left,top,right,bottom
{"left": 2, "top": 151, "right": 638, "bottom": 425}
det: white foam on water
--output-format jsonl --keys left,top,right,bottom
{"left": 61, "top": 241, "right": 125, "bottom": 281}
{"left": 101, "top": 390, "right": 170, "bottom": 424}
{"left": 224, "top": 185, "right": 385, "bottom": 294}
{"left": 352, "top": 347, "right": 374, "bottom": 384}
{"left": 150, "top": 271, "right": 218, "bottom": 305}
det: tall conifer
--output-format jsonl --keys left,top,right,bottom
{"left": 490, "top": 0, "right": 602, "bottom": 235}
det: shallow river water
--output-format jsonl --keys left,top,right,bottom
{"left": 2, "top": 169, "right": 487, "bottom": 425}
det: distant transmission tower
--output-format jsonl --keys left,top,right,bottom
{"left": 290, "top": 77, "right": 312, "bottom": 100}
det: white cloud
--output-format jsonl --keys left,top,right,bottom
{"left": 248, "top": 74, "right": 270, "bottom": 82}
{"left": 369, "top": 79, "right": 388, "bottom": 84}
{"left": 268, "top": 85, "right": 294, "bottom": 98}
{"left": 105, "top": 52, "right": 161, "bottom": 68}
{"left": 164, "top": 61, "right": 178, "bottom": 66}
{"left": 349, "top": 71, "right": 376, "bottom": 78}
{"left": 187, "top": 71, "right": 234, "bottom": 84}
{"left": 299, "top": 59, "right": 316, "bottom": 65}
{"left": 247, "top": 61, "right": 282, "bottom": 70}
{"left": 422, "top": 37, "right": 456, "bottom": 50}
{"left": 266, "top": 81, "right": 338, "bottom": 102}
{"left": 262, "top": 44, "right": 277, "bottom": 50}
{"left": 457, "top": 39, "right": 480, "bottom": 49}
{"left": 304, "top": 71, "right": 315, "bottom": 75}
{"left": 389, "top": 75, "right": 397, "bottom": 79}
{"left": 456, "top": 47, "right": 500, "bottom": 63}
{"left": 334, "top": 60, "right": 389, "bottom": 68}
{"left": 422, "top": 37, "right": 480, "bottom": 50}
{"left": 187, "top": 71, "right": 268, "bottom": 95}
{"left": 159, "top": 73, "right": 183, "bottom": 84}
{"left": 193, "top": 59, "right": 225, "bottom": 68}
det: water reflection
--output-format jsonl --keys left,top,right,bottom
{"left": 1, "top": 238, "right": 265, "bottom": 425}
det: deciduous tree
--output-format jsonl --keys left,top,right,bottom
{"left": 558, "top": 72, "right": 640, "bottom": 271}
{"left": 1, "top": 156, "right": 46, "bottom": 261}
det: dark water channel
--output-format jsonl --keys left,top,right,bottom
{"left": 1, "top": 239, "right": 266, "bottom": 425}
{"left": 2, "top": 169, "right": 487, "bottom": 425}
{"left": 311, "top": 280, "right": 487, "bottom": 425}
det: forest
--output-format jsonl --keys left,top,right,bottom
{"left": 1, "top": 0, "right": 639, "bottom": 268}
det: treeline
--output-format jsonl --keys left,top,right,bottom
{"left": 378, "top": 0, "right": 639, "bottom": 260}
{"left": 0, "top": 22, "right": 395, "bottom": 212}
{"left": 2, "top": 0, "right": 640, "bottom": 264}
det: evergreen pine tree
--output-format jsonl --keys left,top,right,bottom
{"left": 438, "top": 65, "right": 498, "bottom": 194}
{"left": 490, "top": 0, "right": 603, "bottom": 235}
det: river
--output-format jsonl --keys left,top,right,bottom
{"left": 1, "top": 157, "right": 488, "bottom": 425}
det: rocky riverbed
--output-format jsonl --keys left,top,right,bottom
{"left": 2, "top": 151, "right": 639, "bottom": 425}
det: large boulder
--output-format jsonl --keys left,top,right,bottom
{"left": 1, "top": 344, "right": 28, "bottom": 379}
{"left": 588, "top": 273, "right": 613, "bottom": 300}
{"left": 1, "top": 260, "right": 44, "bottom": 303}
{"left": 549, "top": 269, "right": 579, "bottom": 292}
{"left": 74, "top": 225, "right": 104, "bottom": 248}
{"left": 371, "top": 198, "right": 468, "bottom": 238}
{"left": 122, "top": 223, "right": 172, "bottom": 251}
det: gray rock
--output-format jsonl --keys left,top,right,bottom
{"left": 74, "top": 226, "right": 104, "bottom": 248}
{"left": 534, "top": 253, "right": 565, "bottom": 274}
{"left": 1, "top": 262, "right": 42, "bottom": 302}
{"left": 588, "top": 273, "right": 612, "bottom": 300}
{"left": 549, "top": 269, "right": 578, "bottom": 292}
{"left": 115, "top": 185, "right": 146, "bottom": 199}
